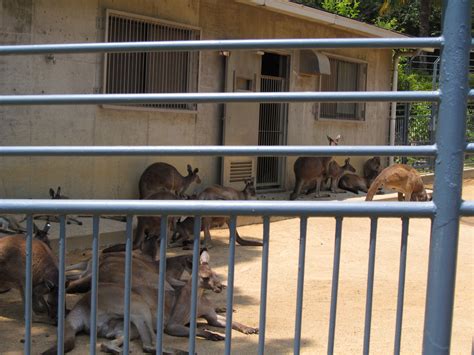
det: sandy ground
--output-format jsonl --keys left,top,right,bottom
{"left": 0, "top": 180, "right": 473, "bottom": 354}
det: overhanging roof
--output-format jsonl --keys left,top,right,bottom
{"left": 236, "top": 0, "right": 410, "bottom": 39}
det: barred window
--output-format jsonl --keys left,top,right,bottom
{"left": 104, "top": 10, "right": 200, "bottom": 111}
{"left": 319, "top": 58, "right": 367, "bottom": 120}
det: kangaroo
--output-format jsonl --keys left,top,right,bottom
{"left": 173, "top": 179, "right": 262, "bottom": 248}
{"left": 338, "top": 173, "right": 368, "bottom": 194}
{"left": 66, "top": 253, "right": 193, "bottom": 294}
{"left": 363, "top": 157, "right": 382, "bottom": 188}
{"left": 290, "top": 135, "right": 340, "bottom": 200}
{"left": 31, "top": 187, "right": 83, "bottom": 226}
{"left": 102, "top": 190, "right": 179, "bottom": 258}
{"left": 325, "top": 158, "right": 356, "bottom": 193}
{"left": 139, "top": 162, "right": 201, "bottom": 199}
{"left": 43, "top": 251, "right": 256, "bottom": 354}
{"left": 365, "top": 164, "right": 431, "bottom": 202}
{"left": 0, "top": 234, "right": 62, "bottom": 323}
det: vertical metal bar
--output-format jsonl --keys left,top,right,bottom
{"left": 328, "top": 217, "right": 343, "bottom": 355}
{"left": 56, "top": 215, "right": 67, "bottom": 355}
{"left": 156, "top": 215, "right": 168, "bottom": 354}
{"left": 89, "top": 215, "right": 100, "bottom": 355}
{"left": 258, "top": 216, "right": 271, "bottom": 355}
{"left": 394, "top": 217, "right": 409, "bottom": 355}
{"left": 188, "top": 216, "right": 201, "bottom": 355}
{"left": 225, "top": 215, "right": 237, "bottom": 355}
{"left": 122, "top": 215, "right": 133, "bottom": 354}
{"left": 24, "top": 215, "right": 33, "bottom": 355}
{"left": 363, "top": 217, "right": 378, "bottom": 355}
{"left": 423, "top": 1, "right": 471, "bottom": 353}
{"left": 294, "top": 216, "right": 308, "bottom": 355}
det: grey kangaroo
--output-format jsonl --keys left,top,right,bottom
{"left": 139, "top": 162, "right": 201, "bottom": 199}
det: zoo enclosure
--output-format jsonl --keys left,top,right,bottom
{"left": 0, "top": 1, "right": 473, "bottom": 355}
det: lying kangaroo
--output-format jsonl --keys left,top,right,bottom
{"left": 173, "top": 179, "right": 262, "bottom": 248}
{"left": 66, "top": 253, "right": 193, "bottom": 294}
{"left": 363, "top": 157, "right": 381, "bottom": 188}
{"left": 102, "top": 190, "right": 179, "bottom": 258}
{"left": 338, "top": 173, "right": 368, "bottom": 194}
{"left": 43, "top": 251, "right": 257, "bottom": 354}
{"left": 290, "top": 135, "right": 340, "bottom": 200}
{"left": 0, "top": 234, "right": 61, "bottom": 323}
{"left": 365, "top": 164, "right": 431, "bottom": 201}
{"left": 325, "top": 158, "right": 356, "bottom": 193}
{"left": 139, "top": 162, "right": 201, "bottom": 199}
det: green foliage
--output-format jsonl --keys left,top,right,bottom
{"left": 320, "top": 0, "right": 360, "bottom": 18}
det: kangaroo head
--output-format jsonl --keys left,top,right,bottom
{"left": 343, "top": 158, "right": 356, "bottom": 173}
{"left": 243, "top": 178, "right": 256, "bottom": 200}
{"left": 413, "top": 189, "right": 431, "bottom": 202}
{"left": 327, "top": 134, "right": 341, "bottom": 146}
{"left": 199, "top": 249, "right": 224, "bottom": 293}
{"left": 187, "top": 164, "right": 202, "bottom": 184}
{"left": 370, "top": 157, "right": 381, "bottom": 171}
{"left": 33, "top": 222, "right": 52, "bottom": 249}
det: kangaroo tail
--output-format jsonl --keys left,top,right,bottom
{"left": 41, "top": 321, "right": 79, "bottom": 354}
{"left": 365, "top": 176, "right": 383, "bottom": 201}
{"left": 236, "top": 234, "right": 263, "bottom": 247}
{"left": 66, "top": 274, "right": 92, "bottom": 294}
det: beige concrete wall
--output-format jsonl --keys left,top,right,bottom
{"left": 1, "top": 0, "right": 392, "bottom": 198}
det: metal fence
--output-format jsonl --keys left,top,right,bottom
{"left": 0, "top": 1, "right": 473, "bottom": 355}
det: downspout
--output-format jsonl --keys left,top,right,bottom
{"left": 389, "top": 49, "right": 422, "bottom": 165}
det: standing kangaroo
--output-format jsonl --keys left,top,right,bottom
{"left": 0, "top": 235, "right": 61, "bottom": 323}
{"left": 290, "top": 135, "right": 340, "bottom": 200}
{"left": 365, "top": 164, "right": 431, "bottom": 201}
{"left": 363, "top": 157, "right": 382, "bottom": 188}
{"left": 101, "top": 190, "right": 178, "bottom": 258}
{"left": 173, "top": 179, "right": 262, "bottom": 248}
{"left": 139, "top": 162, "right": 201, "bottom": 199}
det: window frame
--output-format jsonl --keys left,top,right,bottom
{"left": 102, "top": 9, "right": 202, "bottom": 113}
{"left": 316, "top": 53, "right": 368, "bottom": 122}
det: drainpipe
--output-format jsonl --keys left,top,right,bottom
{"left": 389, "top": 49, "right": 422, "bottom": 165}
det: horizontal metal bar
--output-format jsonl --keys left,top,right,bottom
{"left": 0, "top": 199, "right": 439, "bottom": 217}
{"left": 466, "top": 143, "right": 474, "bottom": 153}
{"left": 0, "top": 91, "right": 440, "bottom": 106}
{"left": 0, "top": 38, "right": 446, "bottom": 56}
{"left": 460, "top": 201, "right": 474, "bottom": 216}
{"left": 469, "top": 89, "right": 474, "bottom": 99}
{"left": 0, "top": 145, "right": 438, "bottom": 157}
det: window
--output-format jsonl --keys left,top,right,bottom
{"left": 319, "top": 57, "right": 367, "bottom": 120}
{"left": 104, "top": 10, "right": 200, "bottom": 111}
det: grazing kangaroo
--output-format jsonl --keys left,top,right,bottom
{"left": 102, "top": 190, "right": 179, "bottom": 258}
{"left": 325, "top": 158, "right": 356, "bottom": 193}
{"left": 139, "top": 162, "right": 201, "bottom": 199}
{"left": 0, "top": 234, "right": 61, "bottom": 323}
{"left": 43, "top": 251, "right": 256, "bottom": 354}
{"left": 290, "top": 135, "right": 340, "bottom": 200}
{"left": 365, "top": 164, "right": 431, "bottom": 202}
{"left": 173, "top": 179, "right": 262, "bottom": 248}
{"left": 338, "top": 173, "right": 368, "bottom": 194}
{"left": 363, "top": 157, "right": 382, "bottom": 188}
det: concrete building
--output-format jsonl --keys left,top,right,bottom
{"left": 0, "top": 0, "right": 407, "bottom": 199}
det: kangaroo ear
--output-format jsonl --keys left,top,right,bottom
{"left": 49, "top": 188, "right": 55, "bottom": 198}
{"left": 56, "top": 186, "right": 61, "bottom": 198}
{"left": 187, "top": 164, "right": 192, "bottom": 174}
{"left": 43, "top": 222, "right": 51, "bottom": 233}
{"left": 345, "top": 158, "right": 350, "bottom": 163}
{"left": 193, "top": 168, "right": 199, "bottom": 174}
{"left": 200, "top": 249, "right": 210, "bottom": 264}
{"left": 45, "top": 280, "right": 56, "bottom": 291}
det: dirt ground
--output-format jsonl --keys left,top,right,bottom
{"left": 0, "top": 180, "right": 472, "bottom": 354}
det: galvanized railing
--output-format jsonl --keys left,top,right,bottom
{"left": 0, "top": 1, "right": 473, "bottom": 355}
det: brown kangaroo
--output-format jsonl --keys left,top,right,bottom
{"left": 338, "top": 173, "right": 368, "bottom": 194}
{"left": 363, "top": 157, "right": 382, "bottom": 188}
{"left": 173, "top": 179, "right": 262, "bottom": 248}
{"left": 325, "top": 158, "right": 356, "bottom": 193}
{"left": 290, "top": 135, "right": 340, "bottom": 200}
{"left": 43, "top": 251, "right": 257, "bottom": 354}
{"left": 30, "top": 187, "right": 83, "bottom": 226}
{"left": 0, "top": 234, "right": 62, "bottom": 323}
{"left": 139, "top": 162, "right": 201, "bottom": 199}
{"left": 365, "top": 164, "right": 431, "bottom": 202}
{"left": 101, "top": 190, "right": 179, "bottom": 258}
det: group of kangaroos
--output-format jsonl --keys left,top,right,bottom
{"left": 0, "top": 134, "right": 432, "bottom": 354}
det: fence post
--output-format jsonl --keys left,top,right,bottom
{"left": 422, "top": 1, "right": 471, "bottom": 353}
